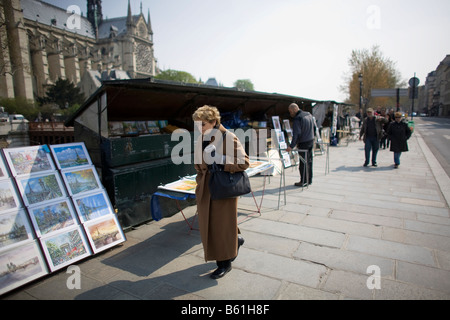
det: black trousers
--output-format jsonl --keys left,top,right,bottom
{"left": 297, "top": 140, "right": 314, "bottom": 184}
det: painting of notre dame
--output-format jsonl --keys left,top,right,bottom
{"left": 17, "top": 173, "right": 66, "bottom": 207}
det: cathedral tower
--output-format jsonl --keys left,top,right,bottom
{"left": 87, "top": 0, "right": 103, "bottom": 36}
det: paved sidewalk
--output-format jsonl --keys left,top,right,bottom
{"left": 3, "top": 126, "right": 450, "bottom": 300}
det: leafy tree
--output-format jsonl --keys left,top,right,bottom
{"left": 234, "top": 79, "right": 254, "bottom": 91}
{"left": 39, "top": 78, "right": 85, "bottom": 109}
{"left": 0, "top": 96, "right": 37, "bottom": 120}
{"left": 341, "top": 45, "right": 405, "bottom": 110}
{"left": 155, "top": 69, "right": 201, "bottom": 84}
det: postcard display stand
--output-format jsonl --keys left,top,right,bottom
{"left": 271, "top": 117, "right": 302, "bottom": 209}
{"left": 0, "top": 143, "right": 125, "bottom": 295}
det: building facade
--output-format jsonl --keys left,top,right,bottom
{"left": 424, "top": 55, "right": 450, "bottom": 117}
{"left": 0, "top": 0, "right": 157, "bottom": 101}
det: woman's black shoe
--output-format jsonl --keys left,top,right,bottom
{"left": 231, "top": 236, "right": 245, "bottom": 262}
{"left": 210, "top": 260, "right": 232, "bottom": 279}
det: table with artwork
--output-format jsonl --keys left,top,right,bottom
{"left": 151, "top": 160, "right": 274, "bottom": 230}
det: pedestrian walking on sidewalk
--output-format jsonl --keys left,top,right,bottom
{"left": 286, "top": 103, "right": 317, "bottom": 187}
{"left": 379, "top": 107, "right": 390, "bottom": 149}
{"left": 193, "top": 105, "right": 249, "bottom": 279}
{"left": 387, "top": 112, "right": 412, "bottom": 168}
{"left": 359, "top": 107, "right": 388, "bottom": 167}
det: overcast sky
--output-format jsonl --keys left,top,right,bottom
{"left": 43, "top": 0, "right": 450, "bottom": 102}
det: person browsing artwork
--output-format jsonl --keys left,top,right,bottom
{"left": 286, "top": 103, "right": 317, "bottom": 187}
{"left": 192, "top": 105, "right": 249, "bottom": 279}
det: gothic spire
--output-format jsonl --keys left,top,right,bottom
{"left": 87, "top": 0, "right": 103, "bottom": 37}
{"left": 126, "top": 0, "right": 133, "bottom": 26}
{"left": 147, "top": 9, "right": 153, "bottom": 36}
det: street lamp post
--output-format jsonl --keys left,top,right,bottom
{"left": 358, "top": 73, "right": 363, "bottom": 114}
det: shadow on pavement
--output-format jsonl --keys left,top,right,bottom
{"left": 75, "top": 217, "right": 218, "bottom": 299}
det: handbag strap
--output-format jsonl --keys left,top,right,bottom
{"left": 207, "top": 131, "right": 227, "bottom": 173}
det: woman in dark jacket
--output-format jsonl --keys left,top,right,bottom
{"left": 387, "top": 112, "right": 412, "bottom": 168}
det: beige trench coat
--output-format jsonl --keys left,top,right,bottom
{"left": 194, "top": 124, "right": 249, "bottom": 262}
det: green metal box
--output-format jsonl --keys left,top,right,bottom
{"left": 103, "top": 158, "right": 196, "bottom": 229}
{"left": 102, "top": 133, "right": 195, "bottom": 168}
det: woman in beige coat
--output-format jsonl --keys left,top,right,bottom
{"left": 193, "top": 106, "right": 249, "bottom": 279}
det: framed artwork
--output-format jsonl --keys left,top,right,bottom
{"left": 61, "top": 166, "right": 102, "bottom": 196}
{"left": 40, "top": 226, "right": 91, "bottom": 272}
{"left": 136, "top": 121, "right": 149, "bottom": 134}
{"left": 283, "top": 119, "right": 291, "bottom": 131}
{"left": 0, "top": 241, "right": 48, "bottom": 295}
{"left": 0, "top": 153, "right": 10, "bottom": 180}
{"left": 16, "top": 172, "right": 66, "bottom": 207}
{"left": 122, "top": 121, "right": 138, "bottom": 135}
{"left": 84, "top": 215, "right": 125, "bottom": 254}
{"left": 50, "top": 142, "right": 92, "bottom": 170}
{"left": 281, "top": 151, "right": 292, "bottom": 168}
{"left": 3, "top": 145, "right": 55, "bottom": 177}
{"left": 27, "top": 199, "right": 78, "bottom": 238}
{"left": 72, "top": 189, "right": 114, "bottom": 223}
{"left": 267, "top": 149, "right": 283, "bottom": 175}
{"left": 147, "top": 121, "right": 160, "bottom": 134}
{"left": 0, "top": 209, "right": 34, "bottom": 251}
{"left": 275, "top": 131, "right": 287, "bottom": 150}
{"left": 0, "top": 179, "right": 22, "bottom": 213}
{"left": 108, "top": 122, "right": 124, "bottom": 136}
{"left": 272, "top": 116, "right": 281, "bottom": 131}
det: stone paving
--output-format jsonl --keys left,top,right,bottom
{"left": 3, "top": 125, "right": 450, "bottom": 300}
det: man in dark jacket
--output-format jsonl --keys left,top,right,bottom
{"left": 388, "top": 112, "right": 412, "bottom": 168}
{"left": 359, "top": 107, "right": 388, "bottom": 167}
{"left": 286, "top": 103, "right": 316, "bottom": 187}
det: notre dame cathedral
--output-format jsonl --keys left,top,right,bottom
{"left": 0, "top": 0, "right": 157, "bottom": 101}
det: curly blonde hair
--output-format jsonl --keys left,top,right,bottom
{"left": 192, "top": 105, "right": 221, "bottom": 125}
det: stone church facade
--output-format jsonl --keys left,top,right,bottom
{"left": 0, "top": 0, "right": 157, "bottom": 101}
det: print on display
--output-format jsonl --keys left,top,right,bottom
{"left": 50, "top": 142, "right": 92, "bottom": 170}
{"left": 84, "top": 215, "right": 125, "bottom": 254}
{"left": 73, "top": 190, "right": 114, "bottom": 223}
{"left": 61, "top": 166, "right": 101, "bottom": 197}
{"left": 0, "top": 241, "right": 48, "bottom": 295}
{"left": 27, "top": 199, "right": 78, "bottom": 237}
{"left": 3, "top": 146, "right": 55, "bottom": 177}
{"left": 16, "top": 173, "right": 66, "bottom": 207}
{"left": 40, "top": 226, "right": 91, "bottom": 272}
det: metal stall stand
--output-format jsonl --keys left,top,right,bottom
{"left": 66, "top": 78, "right": 319, "bottom": 230}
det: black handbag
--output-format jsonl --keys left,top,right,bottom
{"left": 208, "top": 162, "right": 251, "bottom": 200}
